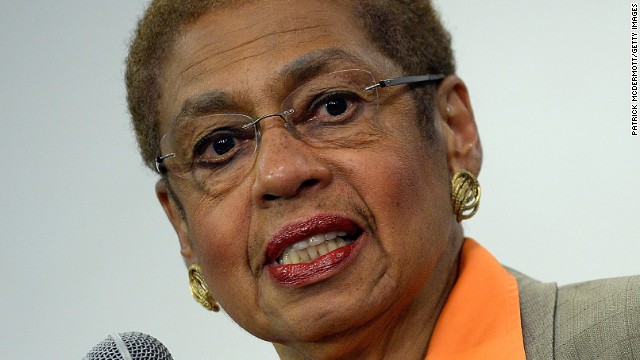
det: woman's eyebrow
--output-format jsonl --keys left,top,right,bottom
{"left": 278, "top": 48, "right": 366, "bottom": 89}
{"left": 174, "top": 91, "right": 241, "bottom": 123}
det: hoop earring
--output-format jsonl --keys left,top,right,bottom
{"left": 188, "top": 265, "right": 220, "bottom": 312}
{"left": 451, "top": 169, "right": 481, "bottom": 222}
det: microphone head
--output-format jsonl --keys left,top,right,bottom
{"left": 84, "top": 332, "right": 173, "bottom": 360}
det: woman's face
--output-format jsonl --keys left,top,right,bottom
{"left": 156, "top": 0, "right": 465, "bottom": 349}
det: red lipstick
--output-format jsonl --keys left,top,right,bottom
{"left": 264, "top": 214, "right": 363, "bottom": 287}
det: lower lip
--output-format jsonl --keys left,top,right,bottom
{"left": 265, "top": 238, "right": 361, "bottom": 287}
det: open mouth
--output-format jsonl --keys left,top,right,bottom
{"left": 276, "top": 230, "right": 361, "bottom": 265}
{"left": 264, "top": 214, "right": 366, "bottom": 286}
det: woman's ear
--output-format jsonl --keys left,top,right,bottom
{"left": 156, "top": 180, "right": 194, "bottom": 262}
{"left": 435, "top": 76, "right": 482, "bottom": 177}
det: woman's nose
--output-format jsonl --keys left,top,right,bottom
{"left": 250, "top": 119, "right": 332, "bottom": 205}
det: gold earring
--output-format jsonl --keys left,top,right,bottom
{"left": 451, "top": 169, "right": 481, "bottom": 222}
{"left": 188, "top": 264, "right": 220, "bottom": 312}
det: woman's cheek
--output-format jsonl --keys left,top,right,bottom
{"left": 189, "top": 193, "right": 252, "bottom": 278}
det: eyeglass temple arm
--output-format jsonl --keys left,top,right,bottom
{"left": 365, "top": 74, "right": 446, "bottom": 92}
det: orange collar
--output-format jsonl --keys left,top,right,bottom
{"left": 425, "top": 239, "right": 526, "bottom": 360}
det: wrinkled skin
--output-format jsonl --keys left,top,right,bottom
{"left": 155, "top": 1, "right": 481, "bottom": 359}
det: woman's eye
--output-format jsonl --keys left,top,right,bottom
{"left": 311, "top": 92, "right": 360, "bottom": 121}
{"left": 324, "top": 97, "right": 349, "bottom": 116}
{"left": 209, "top": 136, "right": 236, "bottom": 156}
{"left": 194, "top": 131, "right": 244, "bottom": 162}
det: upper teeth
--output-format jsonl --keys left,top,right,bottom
{"left": 278, "top": 231, "right": 350, "bottom": 265}
{"left": 292, "top": 231, "right": 346, "bottom": 250}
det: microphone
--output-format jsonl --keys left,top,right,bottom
{"left": 83, "top": 332, "right": 173, "bottom": 360}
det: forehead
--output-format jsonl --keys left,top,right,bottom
{"left": 157, "top": 0, "right": 398, "bottom": 131}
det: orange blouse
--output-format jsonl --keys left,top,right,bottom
{"left": 425, "top": 239, "right": 526, "bottom": 359}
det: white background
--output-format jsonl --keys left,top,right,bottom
{"left": 1, "top": 1, "right": 638, "bottom": 359}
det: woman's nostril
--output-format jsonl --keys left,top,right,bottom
{"left": 263, "top": 193, "right": 279, "bottom": 201}
{"left": 301, "top": 179, "right": 320, "bottom": 188}
{"left": 261, "top": 179, "right": 321, "bottom": 202}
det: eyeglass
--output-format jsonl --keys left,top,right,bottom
{"left": 155, "top": 69, "right": 444, "bottom": 195}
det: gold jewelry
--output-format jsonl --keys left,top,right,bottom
{"left": 188, "top": 264, "right": 220, "bottom": 312}
{"left": 451, "top": 169, "right": 481, "bottom": 222}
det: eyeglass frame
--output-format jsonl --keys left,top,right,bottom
{"left": 154, "top": 72, "right": 446, "bottom": 175}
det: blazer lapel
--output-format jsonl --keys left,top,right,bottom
{"left": 506, "top": 267, "right": 558, "bottom": 360}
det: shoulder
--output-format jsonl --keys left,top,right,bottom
{"left": 555, "top": 275, "right": 640, "bottom": 359}
{"left": 507, "top": 268, "right": 640, "bottom": 359}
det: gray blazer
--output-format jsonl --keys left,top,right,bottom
{"left": 508, "top": 269, "right": 640, "bottom": 359}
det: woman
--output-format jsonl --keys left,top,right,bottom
{"left": 125, "top": 0, "right": 639, "bottom": 359}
